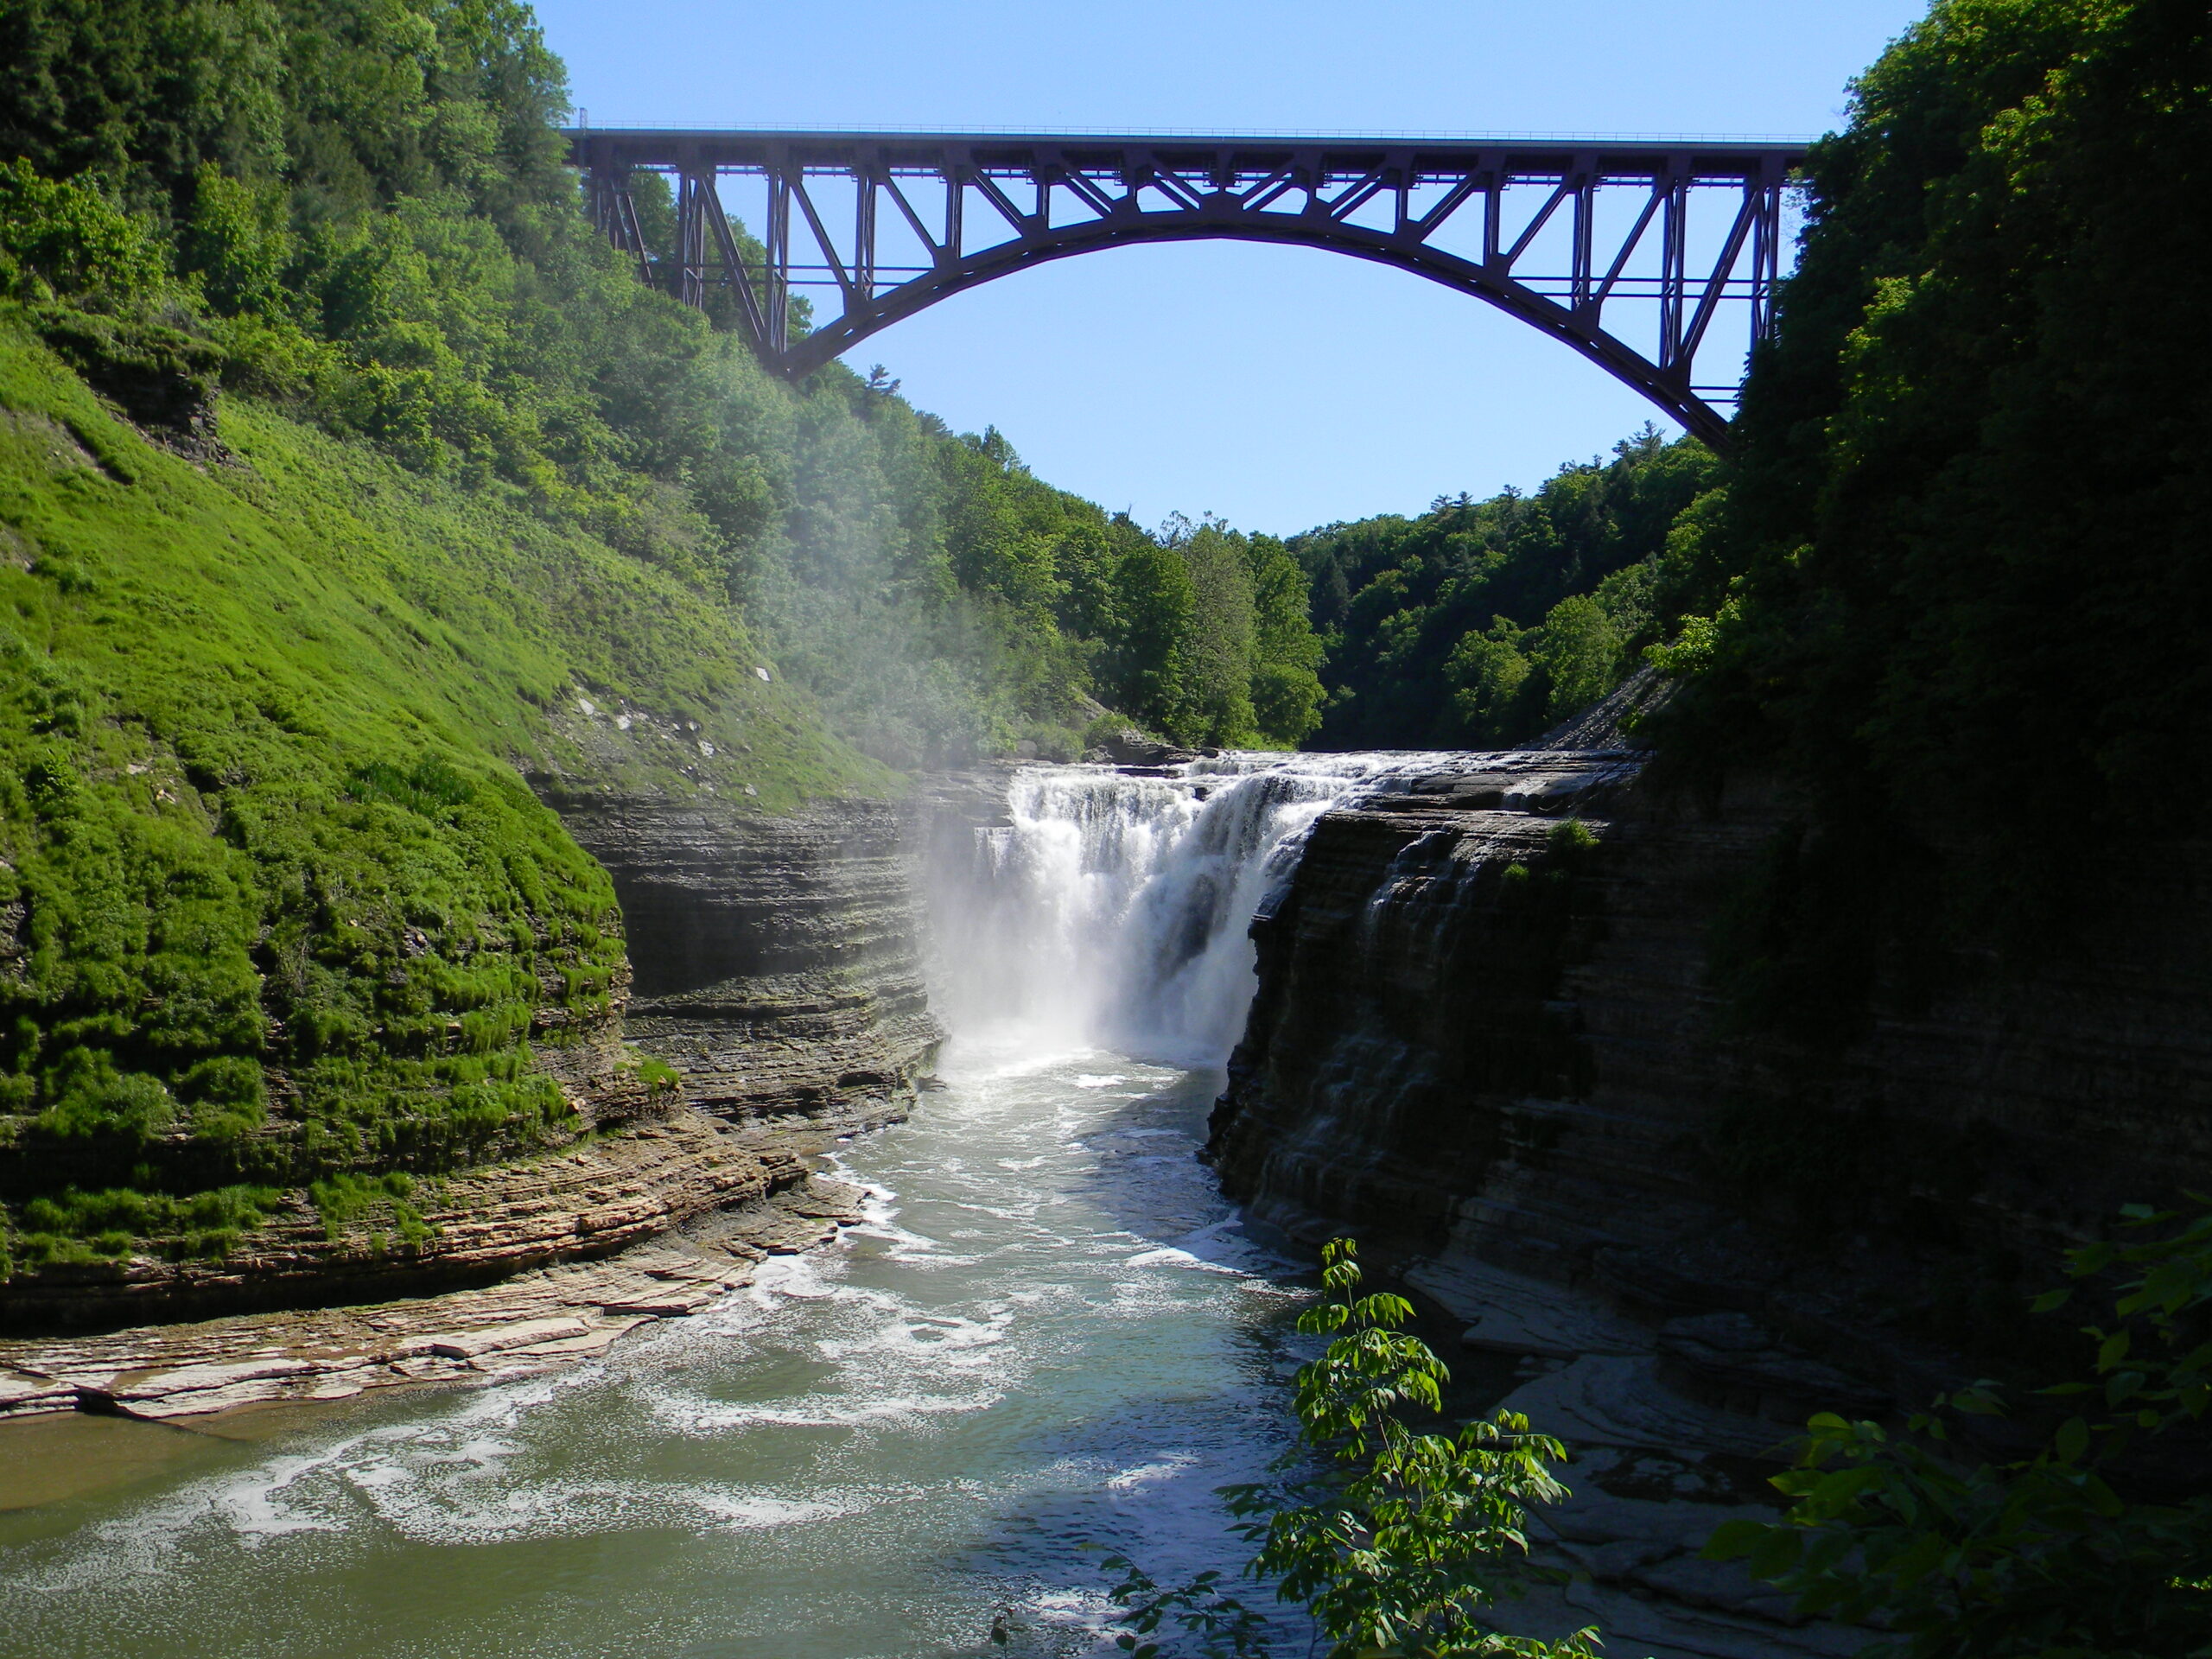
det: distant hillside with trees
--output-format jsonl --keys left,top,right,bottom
{"left": 1291, "top": 428, "right": 1716, "bottom": 750}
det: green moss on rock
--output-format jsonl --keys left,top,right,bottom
{"left": 0, "top": 317, "right": 887, "bottom": 1275}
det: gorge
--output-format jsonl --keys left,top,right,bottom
{"left": 2, "top": 734, "right": 2086, "bottom": 1659}
{"left": 0, "top": 752, "right": 1502, "bottom": 1657}
{"left": 2, "top": 0, "right": 2209, "bottom": 1651}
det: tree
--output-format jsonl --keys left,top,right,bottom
{"left": 1109, "top": 537, "right": 1197, "bottom": 737}
{"left": 1245, "top": 532, "right": 1326, "bottom": 747}
{"left": 1103, "top": 1240, "right": 1598, "bottom": 1659}
{"left": 1178, "top": 520, "right": 1259, "bottom": 747}
{"left": 1525, "top": 595, "right": 1619, "bottom": 723}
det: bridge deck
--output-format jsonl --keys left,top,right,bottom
{"left": 566, "top": 127, "right": 1811, "bottom": 445}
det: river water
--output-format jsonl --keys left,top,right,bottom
{"left": 0, "top": 754, "right": 1463, "bottom": 1659}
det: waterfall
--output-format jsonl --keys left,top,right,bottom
{"left": 927, "top": 753, "right": 1460, "bottom": 1065}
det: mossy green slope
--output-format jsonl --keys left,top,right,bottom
{"left": 0, "top": 316, "right": 888, "bottom": 1274}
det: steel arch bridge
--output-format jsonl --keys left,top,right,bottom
{"left": 569, "top": 129, "right": 1807, "bottom": 447}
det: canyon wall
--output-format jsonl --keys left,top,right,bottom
{"left": 0, "top": 785, "right": 942, "bottom": 1330}
{"left": 1208, "top": 752, "right": 2212, "bottom": 1415}
{"left": 552, "top": 792, "right": 943, "bottom": 1126}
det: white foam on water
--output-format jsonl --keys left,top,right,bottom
{"left": 1122, "top": 1246, "right": 1243, "bottom": 1274}
{"left": 1104, "top": 1453, "right": 1203, "bottom": 1493}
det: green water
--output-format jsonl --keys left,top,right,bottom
{"left": 0, "top": 1046, "right": 1313, "bottom": 1658}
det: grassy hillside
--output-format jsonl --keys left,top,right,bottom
{"left": 0, "top": 0, "right": 1325, "bottom": 766}
{"left": 0, "top": 315, "right": 887, "bottom": 1275}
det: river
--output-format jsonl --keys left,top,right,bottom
{"left": 0, "top": 754, "right": 1459, "bottom": 1659}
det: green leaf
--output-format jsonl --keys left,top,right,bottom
{"left": 1747, "top": 1527, "right": 1805, "bottom": 1581}
{"left": 2053, "top": 1416, "right": 2090, "bottom": 1464}
{"left": 1700, "top": 1518, "right": 1773, "bottom": 1560}
{"left": 2081, "top": 1472, "right": 2126, "bottom": 1518}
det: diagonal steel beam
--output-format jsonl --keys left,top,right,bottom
{"left": 968, "top": 171, "right": 1036, "bottom": 237}
{"left": 1500, "top": 176, "right": 1575, "bottom": 270}
{"left": 786, "top": 171, "right": 859, "bottom": 307}
{"left": 1675, "top": 182, "right": 1764, "bottom": 368}
{"left": 1590, "top": 182, "right": 1667, "bottom": 311}
{"left": 571, "top": 130, "right": 1808, "bottom": 445}
{"left": 699, "top": 174, "right": 769, "bottom": 351}
{"left": 880, "top": 173, "right": 946, "bottom": 264}
{"left": 1409, "top": 172, "right": 1486, "bottom": 241}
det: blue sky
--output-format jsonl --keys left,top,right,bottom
{"left": 533, "top": 1, "right": 1929, "bottom": 535}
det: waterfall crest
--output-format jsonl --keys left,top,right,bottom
{"left": 928, "top": 753, "right": 1474, "bottom": 1065}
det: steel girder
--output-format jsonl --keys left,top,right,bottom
{"left": 570, "top": 130, "right": 1807, "bottom": 446}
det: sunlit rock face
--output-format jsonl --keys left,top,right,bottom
{"left": 1209, "top": 758, "right": 2212, "bottom": 1412}
{"left": 550, "top": 795, "right": 944, "bottom": 1127}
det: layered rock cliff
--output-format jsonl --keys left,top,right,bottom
{"left": 0, "top": 777, "right": 943, "bottom": 1332}
{"left": 1208, "top": 751, "right": 2212, "bottom": 1416}
{"left": 550, "top": 792, "right": 943, "bottom": 1126}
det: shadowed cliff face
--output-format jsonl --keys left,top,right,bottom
{"left": 551, "top": 795, "right": 943, "bottom": 1124}
{"left": 1208, "top": 758, "right": 2212, "bottom": 1413}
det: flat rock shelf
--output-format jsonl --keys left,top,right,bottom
{"left": 0, "top": 1175, "right": 868, "bottom": 1422}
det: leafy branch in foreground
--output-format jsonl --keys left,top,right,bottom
{"left": 1104, "top": 1237, "right": 1597, "bottom": 1659}
{"left": 1098, "top": 1557, "right": 1274, "bottom": 1659}
{"left": 1704, "top": 1199, "right": 2212, "bottom": 1659}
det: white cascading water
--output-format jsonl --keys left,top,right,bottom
{"left": 930, "top": 753, "right": 1452, "bottom": 1064}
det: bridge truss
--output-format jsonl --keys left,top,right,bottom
{"left": 570, "top": 130, "right": 1807, "bottom": 445}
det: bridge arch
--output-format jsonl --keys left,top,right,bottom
{"left": 572, "top": 130, "right": 1805, "bottom": 449}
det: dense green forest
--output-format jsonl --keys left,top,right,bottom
{"left": 0, "top": 0, "right": 1324, "bottom": 766}
{"left": 1643, "top": 0, "right": 2212, "bottom": 1038}
{"left": 1293, "top": 428, "right": 1717, "bottom": 750}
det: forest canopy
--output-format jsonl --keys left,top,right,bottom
{"left": 1293, "top": 428, "right": 1716, "bottom": 751}
{"left": 0, "top": 0, "right": 1325, "bottom": 764}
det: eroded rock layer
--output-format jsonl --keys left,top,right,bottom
{"left": 1209, "top": 753, "right": 2212, "bottom": 1416}
{"left": 0, "top": 1173, "right": 869, "bottom": 1421}
{"left": 1, "top": 1107, "right": 777, "bottom": 1328}
{"left": 553, "top": 794, "right": 943, "bottom": 1123}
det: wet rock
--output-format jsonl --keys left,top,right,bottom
{"left": 1656, "top": 1313, "right": 1892, "bottom": 1425}
{"left": 0, "top": 1176, "right": 870, "bottom": 1421}
{"left": 1097, "top": 729, "right": 1199, "bottom": 767}
{"left": 1403, "top": 1255, "right": 1648, "bottom": 1359}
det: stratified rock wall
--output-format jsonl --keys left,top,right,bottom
{"left": 1210, "top": 755, "right": 2212, "bottom": 1410}
{"left": 550, "top": 795, "right": 943, "bottom": 1124}
{"left": 1, "top": 785, "right": 944, "bottom": 1333}
{"left": 0, "top": 1109, "right": 771, "bottom": 1328}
